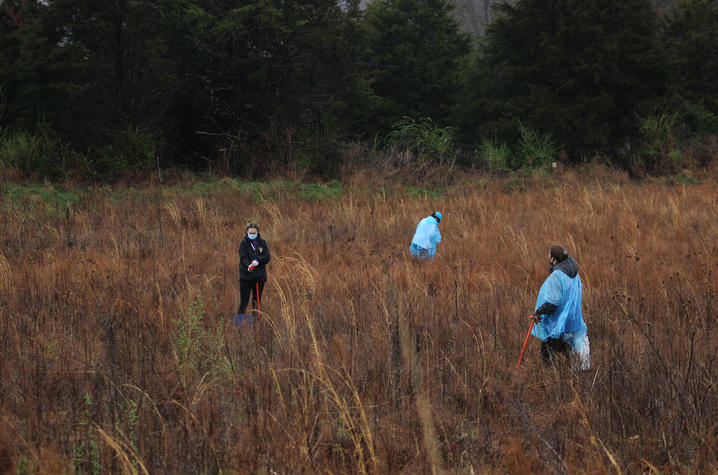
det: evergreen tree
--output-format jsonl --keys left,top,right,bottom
{"left": 187, "top": 0, "right": 370, "bottom": 174}
{"left": 662, "top": 0, "right": 718, "bottom": 115}
{"left": 460, "top": 0, "right": 666, "bottom": 159}
{"left": 0, "top": 0, "right": 81, "bottom": 132}
{"left": 1, "top": 0, "right": 369, "bottom": 174}
{"left": 1, "top": 0, "right": 202, "bottom": 171}
{"left": 364, "top": 0, "right": 471, "bottom": 136}
{"left": 73, "top": 0, "right": 208, "bottom": 167}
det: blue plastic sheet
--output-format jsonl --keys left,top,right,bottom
{"left": 410, "top": 215, "right": 441, "bottom": 259}
{"left": 531, "top": 268, "right": 588, "bottom": 353}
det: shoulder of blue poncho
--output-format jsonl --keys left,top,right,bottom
{"left": 419, "top": 216, "right": 437, "bottom": 231}
{"left": 539, "top": 271, "right": 563, "bottom": 306}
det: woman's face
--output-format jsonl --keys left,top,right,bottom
{"left": 247, "top": 227, "right": 258, "bottom": 236}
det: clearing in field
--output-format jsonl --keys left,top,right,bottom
{"left": 1, "top": 172, "right": 716, "bottom": 473}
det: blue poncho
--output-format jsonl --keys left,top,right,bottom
{"left": 410, "top": 216, "right": 441, "bottom": 259}
{"left": 532, "top": 257, "right": 588, "bottom": 353}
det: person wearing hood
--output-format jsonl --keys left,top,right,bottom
{"left": 235, "top": 222, "right": 270, "bottom": 324}
{"left": 410, "top": 212, "right": 442, "bottom": 260}
{"left": 530, "top": 245, "right": 590, "bottom": 369}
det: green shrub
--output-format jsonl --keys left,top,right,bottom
{"left": 516, "top": 125, "right": 557, "bottom": 171}
{"left": 668, "top": 172, "right": 700, "bottom": 185}
{"left": 637, "top": 110, "right": 686, "bottom": 173}
{"left": 172, "top": 294, "right": 206, "bottom": 369}
{"left": 172, "top": 294, "right": 230, "bottom": 376}
{"left": 640, "top": 111, "right": 681, "bottom": 153}
{"left": 0, "top": 129, "right": 74, "bottom": 178}
{"left": 85, "top": 126, "right": 158, "bottom": 175}
{"left": 631, "top": 103, "right": 718, "bottom": 174}
{"left": 386, "top": 117, "right": 456, "bottom": 167}
{"left": 477, "top": 139, "right": 512, "bottom": 172}
{"left": 476, "top": 126, "right": 557, "bottom": 172}
{"left": 72, "top": 394, "right": 100, "bottom": 475}
{"left": 682, "top": 102, "right": 718, "bottom": 135}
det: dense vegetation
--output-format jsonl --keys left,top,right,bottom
{"left": 1, "top": 0, "right": 716, "bottom": 179}
{"left": 0, "top": 169, "right": 716, "bottom": 472}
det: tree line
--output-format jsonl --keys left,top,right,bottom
{"left": 1, "top": 0, "right": 716, "bottom": 179}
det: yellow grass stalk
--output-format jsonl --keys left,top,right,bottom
{"left": 95, "top": 425, "right": 150, "bottom": 475}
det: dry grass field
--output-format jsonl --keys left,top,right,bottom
{"left": 1, "top": 168, "right": 717, "bottom": 473}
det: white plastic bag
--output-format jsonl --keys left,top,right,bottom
{"left": 572, "top": 335, "right": 591, "bottom": 371}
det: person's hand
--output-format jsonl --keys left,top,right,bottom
{"left": 248, "top": 263, "right": 255, "bottom": 271}
{"left": 531, "top": 314, "right": 542, "bottom": 323}
{"left": 252, "top": 260, "right": 259, "bottom": 267}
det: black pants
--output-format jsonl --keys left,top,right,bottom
{"left": 238, "top": 279, "right": 265, "bottom": 315}
{"left": 541, "top": 337, "right": 571, "bottom": 364}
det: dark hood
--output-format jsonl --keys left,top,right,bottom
{"left": 552, "top": 256, "right": 578, "bottom": 278}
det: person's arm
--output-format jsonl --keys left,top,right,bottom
{"left": 534, "top": 302, "right": 558, "bottom": 316}
{"left": 257, "top": 239, "right": 270, "bottom": 265}
{"left": 533, "top": 274, "right": 562, "bottom": 320}
{"left": 238, "top": 241, "right": 251, "bottom": 268}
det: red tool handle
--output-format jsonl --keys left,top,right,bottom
{"left": 256, "top": 282, "right": 260, "bottom": 313}
{"left": 516, "top": 317, "right": 536, "bottom": 370}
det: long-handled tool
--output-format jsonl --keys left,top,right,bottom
{"left": 255, "top": 282, "right": 261, "bottom": 314}
{"left": 516, "top": 316, "right": 538, "bottom": 369}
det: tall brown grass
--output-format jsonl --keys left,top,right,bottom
{"left": 0, "top": 168, "right": 716, "bottom": 473}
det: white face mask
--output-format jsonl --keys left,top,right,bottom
{"left": 248, "top": 233, "right": 258, "bottom": 240}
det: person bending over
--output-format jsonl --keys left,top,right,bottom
{"left": 410, "top": 211, "right": 442, "bottom": 260}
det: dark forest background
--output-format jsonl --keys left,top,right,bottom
{"left": 1, "top": 0, "right": 717, "bottom": 180}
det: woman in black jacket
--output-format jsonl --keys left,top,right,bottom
{"left": 236, "top": 221, "right": 270, "bottom": 322}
